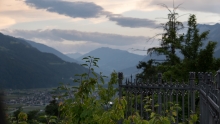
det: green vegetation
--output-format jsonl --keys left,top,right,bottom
{"left": 138, "top": 13, "right": 220, "bottom": 81}
{"left": 5, "top": 56, "right": 199, "bottom": 124}
{"left": 4, "top": 5, "right": 219, "bottom": 124}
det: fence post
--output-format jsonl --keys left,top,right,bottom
{"left": 118, "top": 72, "right": 123, "bottom": 124}
{"left": 198, "top": 72, "right": 204, "bottom": 124}
{"left": 217, "top": 70, "right": 220, "bottom": 123}
{"left": 189, "top": 72, "right": 195, "bottom": 114}
{"left": 118, "top": 72, "right": 123, "bottom": 99}
{"left": 158, "top": 73, "right": 162, "bottom": 115}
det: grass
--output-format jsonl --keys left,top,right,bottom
{"left": 22, "top": 106, "right": 46, "bottom": 112}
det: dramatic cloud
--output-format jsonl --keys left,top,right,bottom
{"left": 25, "top": 0, "right": 109, "bottom": 18}
{"left": 145, "top": 0, "right": 220, "bottom": 14}
{"left": 3, "top": 29, "right": 148, "bottom": 46}
{"left": 24, "top": 0, "right": 157, "bottom": 28}
{"left": 109, "top": 16, "right": 158, "bottom": 28}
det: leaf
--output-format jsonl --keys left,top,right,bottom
{"left": 172, "top": 111, "right": 177, "bottom": 116}
{"left": 190, "top": 114, "right": 198, "bottom": 122}
{"left": 72, "top": 86, "right": 79, "bottom": 89}
{"left": 49, "top": 119, "right": 56, "bottom": 123}
{"left": 146, "top": 109, "right": 152, "bottom": 112}
{"left": 150, "top": 112, "right": 156, "bottom": 118}
{"left": 82, "top": 57, "right": 88, "bottom": 60}
{"left": 81, "top": 64, "right": 88, "bottom": 66}
{"left": 142, "top": 120, "right": 149, "bottom": 124}
{"left": 163, "top": 117, "right": 171, "bottom": 124}
{"left": 92, "top": 71, "right": 97, "bottom": 77}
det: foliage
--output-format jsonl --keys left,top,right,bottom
{"left": 136, "top": 59, "right": 158, "bottom": 81}
{"left": 45, "top": 99, "right": 59, "bottom": 116}
{"left": 147, "top": 4, "right": 183, "bottom": 66}
{"left": 13, "top": 107, "right": 22, "bottom": 123}
{"left": 18, "top": 112, "right": 28, "bottom": 122}
{"left": 139, "top": 12, "right": 219, "bottom": 81}
{"left": 179, "top": 14, "right": 217, "bottom": 75}
{"left": 122, "top": 96, "right": 197, "bottom": 124}
{"left": 39, "top": 115, "right": 58, "bottom": 124}
{"left": 54, "top": 56, "right": 198, "bottom": 124}
{"left": 56, "top": 56, "right": 127, "bottom": 124}
{"left": 27, "top": 109, "right": 40, "bottom": 123}
{"left": 4, "top": 56, "right": 200, "bottom": 124}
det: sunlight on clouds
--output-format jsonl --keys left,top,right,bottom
{"left": 69, "top": 16, "right": 108, "bottom": 24}
{"left": 0, "top": 0, "right": 70, "bottom": 29}
{"left": 140, "top": 0, "right": 220, "bottom": 14}
{"left": 63, "top": 0, "right": 138, "bottom": 14}
{"left": 0, "top": 16, "right": 16, "bottom": 28}
{"left": 0, "top": 0, "right": 29, "bottom": 11}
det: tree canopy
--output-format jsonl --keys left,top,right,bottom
{"left": 138, "top": 13, "right": 220, "bottom": 81}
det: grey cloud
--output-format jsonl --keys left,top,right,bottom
{"left": 24, "top": 0, "right": 157, "bottom": 28}
{"left": 25, "top": 0, "right": 109, "bottom": 18}
{"left": 109, "top": 16, "right": 158, "bottom": 28}
{"left": 147, "top": 0, "right": 220, "bottom": 14}
{"left": 3, "top": 29, "right": 148, "bottom": 46}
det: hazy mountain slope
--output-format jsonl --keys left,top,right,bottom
{"left": 198, "top": 23, "right": 220, "bottom": 50}
{"left": 65, "top": 52, "right": 82, "bottom": 59}
{"left": 77, "top": 47, "right": 145, "bottom": 75}
{"left": 122, "top": 24, "right": 220, "bottom": 76}
{"left": 214, "top": 49, "right": 220, "bottom": 58}
{"left": 0, "top": 33, "right": 87, "bottom": 89}
{"left": 23, "top": 39, "right": 78, "bottom": 63}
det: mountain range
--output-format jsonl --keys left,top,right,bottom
{"left": 1, "top": 23, "right": 219, "bottom": 88}
{"left": 198, "top": 23, "right": 220, "bottom": 58}
{"left": 22, "top": 39, "right": 78, "bottom": 63}
{"left": 65, "top": 53, "right": 83, "bottom": 59}
{"left": 0, "top": 33, "right": 88, "bottom": 89}
{"left": 76, "top": 47, "right": 145, "bottom": 76}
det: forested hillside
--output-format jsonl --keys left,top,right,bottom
{"left": 0, "top": 33, "right": 87, "bottom": 89}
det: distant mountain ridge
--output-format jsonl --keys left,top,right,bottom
{"left": 77, "top": 47, "right": 145, "bottom": 75}
{"left": 21, "top": 39, "right": 78, "bottom": 63}
{"left": 140, "top": 23, "right": 220, "bottom": 62}
{"left": 198, "top": 23, "right": 220, "bottom": 52}
{"left": 123, "top": 23, "right": 220, "bottom": 77}
{"left": 0, "top": 33, "right": 87, "bottom": 89}
{"left": 65, "top": 52, "right": 83, "bottom": 59}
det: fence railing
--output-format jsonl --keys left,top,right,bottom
{"left": 118, "top": 70, "right": 220, "bottom": 124}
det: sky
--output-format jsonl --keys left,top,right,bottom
{"left": 1, "top": 0, "right": 220, "bottom": 55}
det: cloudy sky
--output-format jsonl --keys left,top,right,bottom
{"left": 1, "top": 0, "right": 220, "bottom": 55}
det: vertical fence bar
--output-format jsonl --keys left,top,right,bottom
{"left": 198, "top": 72, "right": 203, "bottom": 124}
{"left": 217, "top": 70, "right": 220, "bottom": 123}
{"left": 135, "top": 83, "right": 137, "bottom": 112}
{"left": 118, "top": 72, "right": 123, "bottom": 124}
{"left": 205, "top": 73, "right": 209, "bottom": 124}
{"left": 118, "top": 72, "right": 123, "bottom": 99}
{"left": 127, "top": 83, "right": 130, "bottom": 117}
{"left": 190, "top": 72, "right": 196, "bottom": 114}
{"left": 158, "top": 73, "right": 162, "bottom": 115}
{"left": 140, "top": 86, "right": 143, "bottom": 117}
{"left": 118, "top": 70, "right": 220, "bottom": 123}
{"left": 182, "top": 90, "right": 185, "bottom": 123}
{"left": 176, "top": 90, "right": 179, "bottom": 124}
{"left": 152, "top": 92, "right": 154, "bottom": 112}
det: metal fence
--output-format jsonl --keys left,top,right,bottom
{"left": 118, "top": 70, "right": 220, "bottom": 124}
